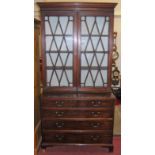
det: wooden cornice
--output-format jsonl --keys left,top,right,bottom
{"left": 37, "top": 2, "right": 117, "bottom": 11}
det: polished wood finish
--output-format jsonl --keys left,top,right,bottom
{"left": 34, "top": 18, "right": 41, "bottom": 155}
{"left": 42, "top": 120, "right": 113, "bottom": 130}
{"left": 38, "top": 2, "right": 117, "bottom": 152}
{"left": 38, "top": 2, "right": 117, "bottom": 11}
{"left": 43, "top": 132, "right": 112, "bottom": 144}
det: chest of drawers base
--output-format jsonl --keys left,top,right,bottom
{"left": 41, "top": 94, "right": 115, "bottom": 152}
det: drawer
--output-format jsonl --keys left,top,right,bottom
{"left": 42, "top": 108, "right": 113, "bottom": 118}
{"left": 42, "top": 132, "right": 112, "bottom": 144}
{"left": 42, "top": 100, "right": 77, "bottom": 107}
{"left": 42, "top": 120, "right": 113, "bottom": 130}
{"left": 79, "top": 100, "right": 114, "bottom": 108}
{"left": 42, "top": 99, "right": 114, "bottom": 108}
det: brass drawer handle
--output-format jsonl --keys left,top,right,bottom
{"left": 91, "top": 101, "right": 101, "bottom": 107}
{"left": 90, "top": 122, "right": 101, "bottom": 128}
{"left": 90, "top": 135, "right": 100, "bottom": 141}
{"left": 55, "top": 111, "right": 64, "bottom": 117}
{"left": 56, "top": 101, "right": 64, "bottom": 107}
{"left": 55, "top": 135, "right": 64, "bottom": 141}
{"left": 55, "top": 122, "right": 64, "bottom": 128}
{"left": 91, "top": 111, "right": 101, "bottom": 117}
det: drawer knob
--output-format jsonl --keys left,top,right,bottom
{"left": 90, "top": 122, "right": 101, "bottom": 128}
{"left": 90, "top": 135, "right": 100, "bottom": 141}
{"left": 55, "top": 122, "right": 64, "bottom": 128}
{"left": 55, "top": 135, "right": 64, "bottom": 141}
{"left": 55, "top": 111, "right": 64, "bottom": 117}
{"left": 91, "top": 111, "right": 101, "bottom": 117}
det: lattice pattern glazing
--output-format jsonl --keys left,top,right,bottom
{"left": 80, "top": 16, "right": 110, "bottom": 87}
{"left": 44, "top": 16, "right": 73, "bottom": 87}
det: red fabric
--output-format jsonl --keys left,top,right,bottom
{"left": 38, "top": 136, "right": 121, "bottom": 155}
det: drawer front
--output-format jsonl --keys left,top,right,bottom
{"left": 42, "top": 109, "right": 113, "bottom": 118}
{"left": 82, "top": 100, "right": 114, "bottom": 108}
{"left": 42, "top": 99, "right": 114, "bottom": 108}
{"left": 42, "top": 100, "right": 77, "bottom": 107}
{"left": 42, "top": 120, "right": 113, "bottom": 130}
{"left": 43, "top": 132, "right": 112, "bottom": 144}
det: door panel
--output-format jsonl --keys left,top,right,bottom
{"left": 44, "top": 16, "right": 74, "bottom": 87}
{"left": 80, "top": 16, "right": 110, "bottom": 88}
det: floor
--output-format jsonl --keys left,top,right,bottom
{"left": 114, "top": 104, "right": 121, "bottom": 135}
{"left": 38, "top": 136, "right": 120, "bottom": 155}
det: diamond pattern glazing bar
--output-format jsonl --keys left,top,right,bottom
{"left": 80, "top": 16, "right": 109, "bottom": 87}
{"left": 44, "top": 16, "right": 73, "bottom": 87}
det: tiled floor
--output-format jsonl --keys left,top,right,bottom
{"left": 38, "top": 136, "right": 120, "bottom": 155}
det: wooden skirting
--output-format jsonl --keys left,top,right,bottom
{"left": 34, "top": 120, "right": 42, "bottom": 155}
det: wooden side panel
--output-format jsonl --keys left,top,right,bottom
{"left": 34, "top": 18, "right": 42, "bottom": 154}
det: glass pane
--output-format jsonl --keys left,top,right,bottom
{"left": 86, "top": 17, "right": 95, "bottom": 33}
{"left": 66, "top": 70, "right": 73, "bottom": 84}
{"left": 44, "top": 15, "right": 74, "bottom": 87}
{"left": 86, "top": 53, "right": 93, "bottom": 66}
{"left": 96, "top": 17, "right": 105, "bottom": 34}
{"left": 96, "top": 53, "right": 103, "bottom": 65}
{"left": 46, "top": 69, "right": 73, "bottom": 87}
{"left": 46, "top": 53, "right": 52, "bottom": 66}
{"left": 81, "top": 36, "right": 88, "bottom": 51}
{"left": 81, "top": 53, "right": 87, "bottom": 66}
{"left": 66, "top": 21, "right": 73, "bottom": 35}
{"left": 69, "top": 16, "right": 73, "bottom": 20}
{"left": 46, "top": 36, "right": 53, "bottom": 51}
{"left": 55, "top": 36, "right": 63, "bottom": 50}
{"left": 91, "top": 70, "right": 98, "bottom": 81}
{"left": 59, "top": 17, "right": 68, "bottom": 33}
{"left": 49, "top": 17, "right": 58, "bottom": 33}
{"left": 81, "top": 21, "right": 89, "bottom": 35}
{"left": 101, "top": 53, "right": 108, "bottom": 66}
{"left": 66, "top": 54, "right": 73, "bottom": 66}
{"left": 60, "top": 71, "right": 68, "bottom": 86}
{"left": 96, "top": 40, "right": 104, "bottom": 51}
{"left": 95, "top": 73, "right": 103, "bottom": 86}
{"left": 80, "top": 16, "right": 109, "bottom": 87}
{"left": 65, "top": 36, "right": 73, "bottom": 51}
{"left": 45, "top": 21, "right": 52, "bottom": 35}
{"left": 101, "top": 70, "right": 108, "bottom": 83}
{"left": 92, "top": 24, "right": 99, "bottom": 35}
{"left": 47, "top": 70, "right": 59, "bottom": 86}
{"left": 101, "top": 37, "right": 108, "bottom": 51}
{"left": 81, "top": 16, "right": 85, "bottom": 21}
{"left": 91, "top": 37, "right": 100, "bottom": 50}
{"left": 60, "top": 39, "right": 67, "bottom": 51}
{"left": 45, "top": 16, "right": 48, "bottom": 20}
{"left": 92, "top": 56, "right": 98, "bottom": 66}
{"left": 86, "top": 40, "right": 93, "bottom": 51}
{"left": 55, "top": 24, "right": 62, "bottom": 35}
{"left": 55, "top": 56, "right": 62, "bottom": 66}
{"left": 85, "top": 72, "right": 93, "bottom": 86}
{"left": 102, "top": 22, "right": 109, "bottom": 35}
{"left": 81, "top": 70, "right": 88, "bottom": 84}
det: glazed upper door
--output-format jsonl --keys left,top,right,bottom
{"left": 79, "top": 14, "right": 111, "bottom": 88}
{"left": 42, "top": 12, "right": 112, "bottom": 91}
{"left": 44, "top": 14, "right": 75, "bottom": 87}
